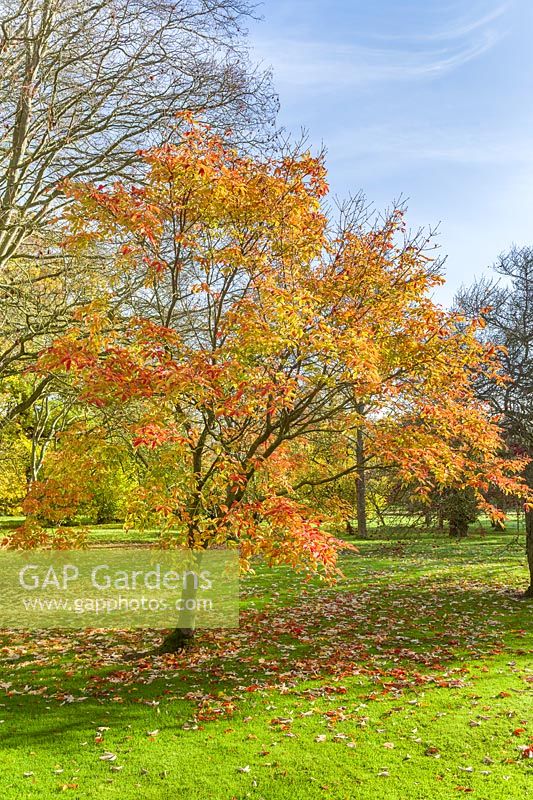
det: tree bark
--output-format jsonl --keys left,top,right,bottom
{"left": 159, "top": 625, "right": 195, "bottom": 653}
{"left": 159, "top": 551, "right": 203, "bottom": 652}
{"left": 525, "top": 506, "right": 533, "bottom": 598}
{"left": 523, "top": 462, "right": 533, "bottom": 598}
{"left": 449, "top": 516, "right": 468, "bottom": 538}
{"left": 355, "top": 425, "right": 367, "bottom": 539}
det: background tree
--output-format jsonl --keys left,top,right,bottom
{"left": 0, "top": 241, "right": 101, "bottom": 428}
{"left": 442, "top": 487, "right": 479, "bottom": 538}
{"left": 0, "top": 415, "right": 28, "bottom": 513}
{"left": 0, "top": 0, "right": 275, "bottom": 265}
{"left": 0, "top": 0, "right": 276, "bottom": 425}
{"left": 457, "top": 246, "right": 533, "bottom": 595}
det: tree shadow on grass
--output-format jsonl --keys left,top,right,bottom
{"left": 0, "top": 577, "right": 530, "bottom": 745}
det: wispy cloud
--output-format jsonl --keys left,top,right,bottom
{"left": 252, "top": 3, "right": 509, "bottom": 92}
{"left": 374, "top": 2, "right": 510, "bottom": 43}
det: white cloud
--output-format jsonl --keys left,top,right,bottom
{"left": 251, "top": 3, "right": 509, "bottom": 92}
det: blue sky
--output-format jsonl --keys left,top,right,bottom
{"left": 248, "top": 0, "right": 533, "bottom": 303}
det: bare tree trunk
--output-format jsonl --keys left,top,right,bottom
{"left": 355, "top": 425, "right": 367, "bottom": 539}
{"left": 368, "top": 488, "right": 386, "bottom": 527}
{"left": 525, "top": 506, "right": 533, "bottom": 598}
{"left": 160, "top": 549, "right": 203, "bottom": 652}
{"left": 523, "top": 463, "right": 533, "bottom": 598}
{"left": 159, "top": 578, "right": 199, "bottom": 652}
{"left": 0, "top": 0, "right": 277, "bottom": 271}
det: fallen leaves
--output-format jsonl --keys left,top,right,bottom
{"left": 0, "top": 551, "right": 531, "bottom": 798}
{"left": 99, "top": 751, "right": 117, "bottom": 762}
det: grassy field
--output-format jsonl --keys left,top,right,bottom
{"left": 0, "top": 526, "right": 531, "bottom": 799}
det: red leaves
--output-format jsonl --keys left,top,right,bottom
{"left": 234, "top": 496, "right": 350, "bottom": 577}
{"left": 22, "top": 119, "right": 529, "bottom": 558}
{"left": 195, "top": 697, "right": 236, "bottom": 721}
{"left": 132, "top": 422, "right": 184, "bottom": 450}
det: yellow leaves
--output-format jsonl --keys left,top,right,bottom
{"left": 0, "top": 424, "right": 29, "bottom": 513}
{"left": 33, "top": 117, "right": 527, "bottom": 568}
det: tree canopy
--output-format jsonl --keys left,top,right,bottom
{"left": 13, "top": 121, "right": 527, "bottom": 579}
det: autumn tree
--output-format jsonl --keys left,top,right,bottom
{"left": 457, "top": 246, "right": 533, "bottom": 595}
{"left": 24, "top": 122, "right": 529, "bottom": 647}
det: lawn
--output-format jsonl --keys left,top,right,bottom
{"left": 0, "top": 527, "right": 531, "bottom": 799}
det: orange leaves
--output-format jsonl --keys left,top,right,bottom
{"left": 131, "top": 422, "right": 187, "bottom": 450}
{"left": 233, "top": 496, "right": 355, "bottom": 579}
{"left": 6, "top": 518, "right": 88, "bottom": 550}
{"left": 20, "top": 118, "right": 528, "bottom": 561}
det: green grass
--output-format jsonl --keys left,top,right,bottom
{"left": 0, "top": 528, "right": 531, "bottom": 799}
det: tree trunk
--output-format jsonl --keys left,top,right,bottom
{"left": 159, "top": 551, "right": 203, "bottom": 652}
{"left": 525, "top": 507, "right": 533, "bottom": 598}
{"left": 449, "top": 517, "right": 468, "bottom": 538}
{"left": 523, "top": 462, "right": 533, "bottom": 598}
{"left": 159, "top": 625, "right": 195, "bottom": 652}
{"left": 355, "top": 425, "right": 367, "bottom": 539}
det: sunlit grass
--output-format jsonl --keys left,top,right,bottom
{"left": 0, "top": 525, "right": 531, "bottom": 799}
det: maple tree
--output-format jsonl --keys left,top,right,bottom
{"left": 18, "top": 120, "right": 529, "bottom": 645}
